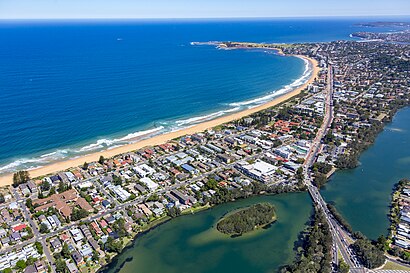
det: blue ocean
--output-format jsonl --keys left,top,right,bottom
{"left": 0, "top": 17, "right": 404, "bottom": 174}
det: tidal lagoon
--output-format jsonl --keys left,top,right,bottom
{"left": 322, "top": 107, "right": 410, "bottom": 239}
{"left": 101, "top": 193, "right": 312, "bottom": 273}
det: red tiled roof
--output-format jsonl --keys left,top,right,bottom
{"left": 76, "top": 197, "right": 93, "bottom": 212}
{"left": 12, "top": 224, "right": 27, "bottom": 232}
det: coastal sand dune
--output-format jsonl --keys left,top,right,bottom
{"left": 0, "top": 56, "right": 319, "bottom": 186}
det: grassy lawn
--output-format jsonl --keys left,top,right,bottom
{"left": 81, "top": 264, "right": 102, "bottom": 273}
{"left": 122, "top": 236, "right": 134, "bottom": 247}
{"left": 345, "top": 236, "right": 354, "bottom": 245}
{"left": 337, "top": 249, "right": 344, "bottom": 262}
{"left": 142, "top": 215, "right": 171, "bottom": 231}
{"left": 181, "top": 204, "right": 211, "bottom": 215}
{"left": 382, "top": 260, "right": 410, "bottom": 271}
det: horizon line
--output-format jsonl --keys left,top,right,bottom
{"left": 1, "top": 14, "right": 410, "bottom": 21}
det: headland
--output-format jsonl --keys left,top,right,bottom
{"left": 0, "top": 51, "right": 319, "bottom": 186}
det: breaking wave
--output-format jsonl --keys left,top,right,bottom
{"left": 0, "top": 56, "right": 313, "bottom": 175}
{"left": 174, "top": 107, "right": 241, "bottom": 127}
{"left": 229, "top": 57, "right": 311, "bottom": 108}
{"left": 0, "top": 127, "right": 165, "bottom": 174}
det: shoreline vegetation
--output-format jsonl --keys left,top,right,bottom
{"left": 215, "top": 202, "right": 276, "bottom": 236}
{"left": 332, "top": 84, "right": 409, "bottom": 172}
{"left": 2, "top": 41, "right": 319, "bottom": 273}
{"left": 98, "top": 215, "right": 172, "bottom": 273}
{"left": 0, "top": 45, "right": 319, "bottom": 187}
{"left": 385, "top": 178, "right": 410, "bottom": 263}
{"left": 98, "top": 188, "right": 302, "bottom": 273}
{"left": 315, "top": 79, "right": 410, "bottom": 189}
{"left": 5, "top": 39, "right": 407, "bottom": 273}
{"left": 280, "top": 207, "right": 333, "bottom": 273}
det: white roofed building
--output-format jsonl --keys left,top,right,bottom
{"left": 235, "top": 160, "right": 277, "bottom": 183}
{"left": 140, "top": 177, "right": 159, "bottom": 191}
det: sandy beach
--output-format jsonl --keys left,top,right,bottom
{"left": 0, "top": 56, "right": 319, "bottom": 186}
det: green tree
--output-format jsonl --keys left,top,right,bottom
{"left": 55, "top": 258, "right": 67, "bottom": 273}
{"left": 352, "top": 237, "right": 385, "bottom": 269}
{"left": 61, "top": 242, "right": 70, "bottom": 259}
{"left": 98, "top": 156, "right": 105, "bottom": 165}
{"left": 376, "top": 235, "right": 388, "bottom": 251}
{"left": 277, "top": 107, "right": 292, "bottom": 120}
{"left": 49, "top": 186, "right": 56, "bottom": 195}
{"left": 13, "top": 170, "right": 30, "bottom": 187}
{"left": 280, "top": 208, "right": 332, "bottom": 273}
{"left": 336, "top": 153, "right": 359, "bottom": 169}
{"left": 337, "top": 260, "right": 350, "bottom": 273}
{"left": 312, "top": 162, "right": 332, "bottom": 174}
{"left": 40, "top": 181, "right": 51, "bottom": 192}
{"left": 206, "top": 178, "right": 218, "bottom": 190}
{"left": 313, "top": 173, "right": 328, "bottom": 189}
{"left": 146, "top": 193, "right": 159, "bottom": 202}
{"left": 105, "top": 237, "right": 123, "bottom": 253}
{"left": 71, "top": 208, "right": 89, "bottom": 221}
{"left": 26, "top": 257, "right": 37, "bottom": 266}
{"left": 127, "top": 193, "right": 136, "bottom": 201}
{"left": 326, "top": 204, "right": 353, "bottom": 233}
{"left": 112, "top": 175, "right": 122, "bottom": 186}
{"left": 34, "top": 241, "right": 43, "bottom": 255}
{"left": 92, "top": 251, "right": 99, "bottom": 262}
{"left": 167, "top": 206, "right": 181, "bottom": 218}
{"left": 58, "top": 181, "right": 68, "bottom": 193}
{"left": 25, "top": 198, "right": 33, "bottom": 210}
{"left": 82, "top": 161, "right": 89, "bottom": 170}
{"left": 112, "top": 218, "right": 127, "bottom": 238}
{"left": 38, "top": 191, "right": 44, "bottom": 199}
{"left": 15, "top": 260, "right": 27, "bottom": 270}
{"left": 216, "top": 203, "right": 276, "bottom": 235}
{"left": 39, "top": 223, "right": 49, "bottom": 234}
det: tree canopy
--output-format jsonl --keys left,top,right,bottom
{"left": 216, "top": 203, "right": 276, "bottom": 235}
{"left": 12, "top": 170, "right": 30, "bottom": 187}
{"left": 352, "top": 237, "right": 385, "bottom": 269}
{"left": 71, "top": 208, "right": 89, "bottom": 221}
{"left": 281, "top": 208, "right": 332, "bottom": 273}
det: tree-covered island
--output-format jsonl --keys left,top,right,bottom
{"left": 216, "top": 203, "right": 277, "bottom": 236}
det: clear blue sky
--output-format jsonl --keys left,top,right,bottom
{"left": 0, "top": 0, "right": 409, "bottom": 19}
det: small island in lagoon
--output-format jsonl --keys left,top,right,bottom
{"left": 216, "top": 203, "right": 277, "bottom": 236}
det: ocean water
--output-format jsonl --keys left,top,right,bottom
{"left": 0, "top": 17, "right": 404, "bottom": 174}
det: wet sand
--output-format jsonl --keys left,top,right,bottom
{"left": 0, "top": 56, "right": 319, "bottom": 186}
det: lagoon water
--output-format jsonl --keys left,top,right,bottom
{"left": 0, "top": 18, "right": 399, "bottom": 174}
{"left": 322, "top": 107, "right": 410, "bottom": 239}
{"left": 100, "top": 105, "right": 410, "bottom": 272}
{"left": 101, "top": 193, "right": 312, "bottom": 273}
{"left": 1, "top": 17, "right": 409, "bottom": 273}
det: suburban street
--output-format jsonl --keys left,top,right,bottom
{"left": 303, "top": 65, "right": 410, "bottom": 273}
{"left": 302, "top": 65, "right": 365, "bottom": 271}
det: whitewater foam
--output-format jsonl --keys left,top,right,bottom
{"left": 76, "top": 127, "right": 165, "bottom": 153}
{"left": 228, "top": 57, "right": 311, "bottom": 108}
{"left": 174, "top": 107, "right": 241, "bottom": 127}
{"left": 0, "top": 158, "right": 47, "bottom": 173}
{"left": 0, "top": 56, "right": 313, "bottom": 176}
{"left": 118, "top": 126, "right": 165, "bottom": 142}
{"left": 0, "top": 126, "right": 167, "bottom": 175}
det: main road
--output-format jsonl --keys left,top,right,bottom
{"left": 302, "top": 65, "right": 366, "bottom": 272}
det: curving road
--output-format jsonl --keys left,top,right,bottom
{"left": 302, "top": 65, "right": 366, "bottom": 272}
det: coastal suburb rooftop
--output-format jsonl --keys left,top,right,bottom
{"left": 0, "top": 33, "right": 408, "bottom": 273}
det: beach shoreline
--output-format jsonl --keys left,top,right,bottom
{"left": 0, "top": 55, "right": 319, "bottom": 186}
